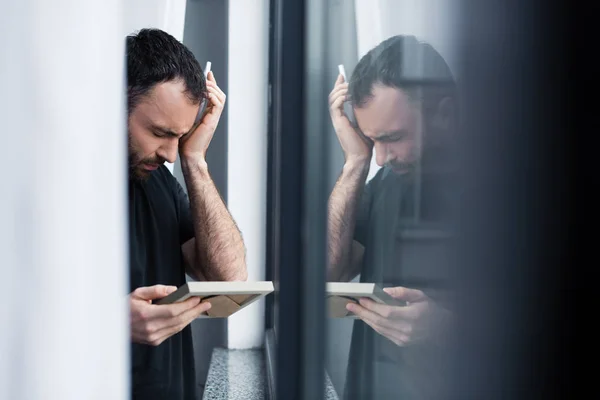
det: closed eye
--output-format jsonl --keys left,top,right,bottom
{"left": 151, "top": 127, "right": 181, "bottom": 139}
{"left": 377, "top": 130, "right": 409, "bottom": 143}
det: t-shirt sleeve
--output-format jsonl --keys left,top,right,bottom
{"left": 170, "top": 173, "right": 195, "bottom": 245}
{"left": 353, "top": 171, "right": 380, "bottom": 246}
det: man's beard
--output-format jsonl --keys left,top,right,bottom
{"left": 128, "top": 137, "right": 165, "bottom": 182}
{"left": 128, "top": 151, "right": 147, "bottom": 182}
{"left": 386, "top": 160, "right": 417, "bottom": 174}
{"left": 385, "top": 144, "right": 455, "bottom": 179}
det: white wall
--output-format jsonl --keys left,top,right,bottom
{"left": 227, "top": 0, "right": 270, "bottom": 349}
{"left": 354, "top": 0, "right": 460, "bottom": 182}
{"left": 123, "top": 0, "right": 188, "bottom": 173}
{"left": 123, "top": 0, "right": 187, "bottom": 40}
{"left": 355, "top": 0, "right": 459, "bottom": 73}
{"left": 0, "top": 1, "right": 128, "bottom": 399}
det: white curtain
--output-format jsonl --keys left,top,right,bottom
{"left": 123, "top": 0, "right": 189, "bottom": 174}
{"left": 123, "top": 0, "right": 188, "bottom": 40}
{"left": 0, "top": 1, "right": 129, "bottom": 399}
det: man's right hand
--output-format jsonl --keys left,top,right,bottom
{"left": 129, "top": 285, "right": 211, "bottom": 346}
{"left": 328, "top": 74, "right": 373, "bottom": 164}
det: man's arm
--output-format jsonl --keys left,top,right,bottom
{"left": 178, "top": 70, "right": 247, "bottom": 282}
{"left": 328, "top": 162, "right": 370, "bottom": 281}
{"left": 181, "top": 238, "right": 205, "bottom": 281}
{"left": 327, "top": 73, "right": 373, "bottom": 281}
{"left": 181, "top": 160, "right": 247, "bottom": 281}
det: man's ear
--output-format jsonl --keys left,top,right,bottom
{"left": 431, "top": 96, "right": 455, "bottom": 132}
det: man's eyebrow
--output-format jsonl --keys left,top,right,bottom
{"left": 151, "top": 125, "right": 186, "bottom": 138}
{"left": 373, "top": 130, "right": 408, "bottom": 140}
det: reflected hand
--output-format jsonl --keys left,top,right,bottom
{"left": 130, "top": 285, "right": 211, "bottom": 346}
{"left": 347, "top": 286, "right": 439, "bottom": 347}
{"left": 179, "top": 71, "right": 226, "bottom": 162}
{"left": 328, "top": 74, "right": 373, "bottom": 164}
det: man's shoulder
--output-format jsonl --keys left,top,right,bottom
{"left": 152, "top": 164, "right": 176, "bottom": 182}
{"left": 364, "top": 167, "right": 388, "bottom": 192}
{"left": 132, "top": 165, "right": 179, "bottom": 204}
{"left": 144, "top": 165, "right": 177, "bottom": 190}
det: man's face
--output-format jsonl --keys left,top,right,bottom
{"left": 128, "top": 80, "right": 200, "bottom": 180}
{"left": 354, "top": 85, "right": 423, "bottom": 175}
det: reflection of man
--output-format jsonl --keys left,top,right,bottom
{"left": 327, "top": 35, "right": 457, "bottom": 399}
{"left": 126, "top": 29, "right": 247, "bottom": 399}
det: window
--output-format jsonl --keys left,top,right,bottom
{"left": 264, "top": 1, "right": 571, "bottom": 399}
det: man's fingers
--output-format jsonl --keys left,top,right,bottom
{"left": 131, "top": 297, "right": 201, "bottom": 324}
{"left": 206, "top": 84, "right": 226, "bottom": 101}
{"left": 361, "top": 318, "right": 409, "bottom": 347}
{"left": 207, "top": 89, "right": 226, "bottom": 109}
{"left": 144, "top": 301, "right": 212, "bottom": 346}
{"left": 207, "top": 70, "right": 217, "bottom": 84}
{"left": 329, "top": 81, "right": 348, "bottom": 96}
{"left": 383, "top": 286, "right": 427, "bottom": 302}
{"left": 132, "top": 285, "right": 178, "bottom": 301}
{"left": 357, "top": 298, "right": 414, "bottom": 320}
{"left": 207, "top": 93, "right": 224, "bottom": 112}
{"left": 205, "top": 81, "right": 224, "bottom": 97}
{"left": 350, "top": 301, "right": 418, "bottom": 335}
{"left": 361, "top": 297, "right": 424, "bottom": 321}
{"left": 206, "top": 80, "right": 226, "bottom": 98}
{"left": 329, "top": 90, "right": 348, "bottom": 109}
{"left": 348, "top": 303, "right": 413, "bottom": 347}
{"left": 330, "top": 96, "right": 346, "bottom": 117}
{"left": 150, "top": 296, "right": 202, "bottom": 319}
{"left": 347, "top": 302, "right": 395, "bottom": 331}
{"left": 174, "top": 300, "right": 212, "bottom": 328}
{"left": 328, "top": 84, "right": 348, "bottom": 104}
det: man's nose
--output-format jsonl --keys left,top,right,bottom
{"left": 374, "top": 143, "right": 390, "bottom": 166}
{"left": 156, "top": 138, "right": 178, "bottom": 164}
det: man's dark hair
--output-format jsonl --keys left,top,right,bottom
{"left": 126, "top": 28, "right": 206, "bottom": 113}
{"left": 349, "top": 35, "right": 457, "bottom": 118}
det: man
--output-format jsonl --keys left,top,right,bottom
{"left": 328, "top": 35, "right": 457, "bottom": 399}
{"left": 126, "top": 29, "right": 247, "bottom": 399}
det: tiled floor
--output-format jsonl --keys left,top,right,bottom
{"left": 202, "top": 348, "right": 339, "bottom": 400}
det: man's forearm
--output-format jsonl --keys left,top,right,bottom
{"left": 328, "top": 159, "right": 370, "bottom": 281}
{"left": 181, "top": 158, "right": 247, "bottom": 281}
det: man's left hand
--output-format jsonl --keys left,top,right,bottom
{"left": 347, "top": 286, "right": 437, "bottom": 347}
{"left": 179, "top": 71, "right": 226, "bottom": 162}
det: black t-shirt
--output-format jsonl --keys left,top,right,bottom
{"left": 344, "top": 167, "right": 456, "bottom": 400}
{"left": 129, "top": 165, "right": 197, "bottom": 400}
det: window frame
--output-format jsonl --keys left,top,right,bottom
{"left": 264, "top": 0, "right": 329, "bottom": 399}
